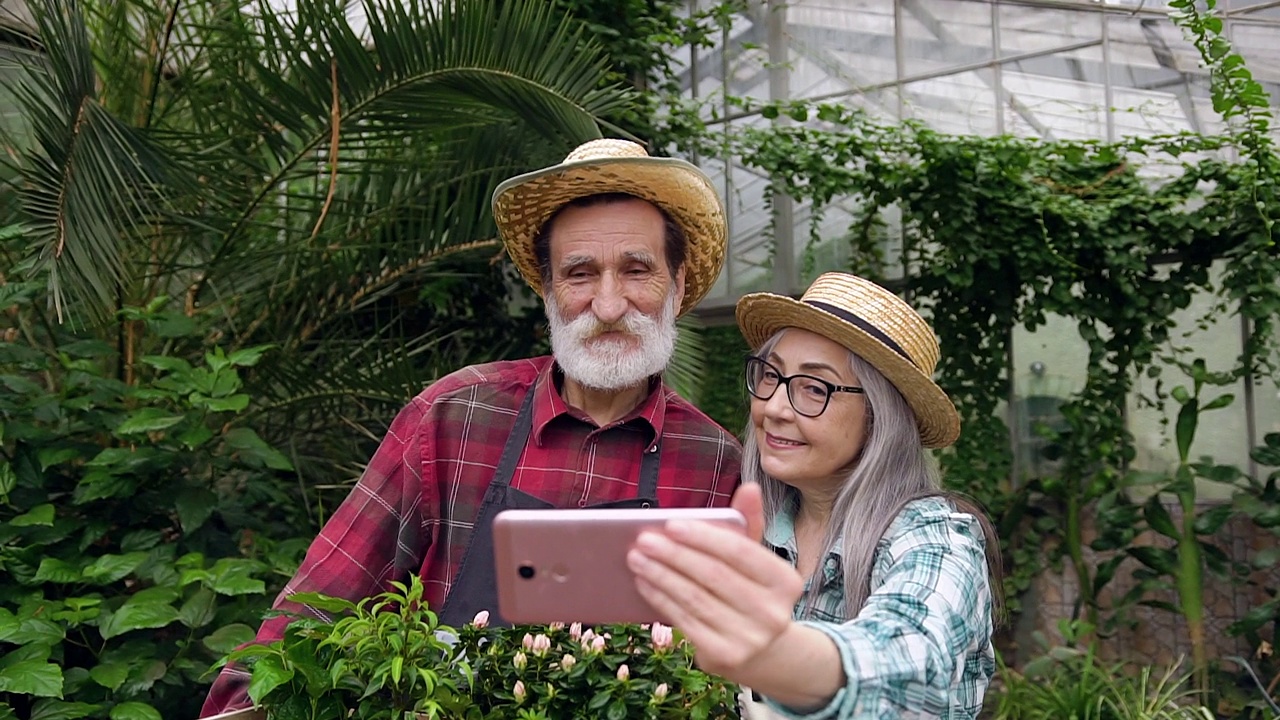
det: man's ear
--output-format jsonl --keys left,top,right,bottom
{"left": 673, "top": 265, "right": 687, "bottom": 302}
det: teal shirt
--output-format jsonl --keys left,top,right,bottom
{"left": 762, "top": 497, "right": 996, "bottom": 719}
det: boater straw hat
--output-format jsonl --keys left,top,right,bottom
{"left": 735, "top": 272, "right": 961, "bottom": 449}
{"left": 492, "top": 139, "right": 727, "bottom": 317}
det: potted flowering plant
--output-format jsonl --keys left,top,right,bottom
{"left": 457, "top": 611, "right": 739, "bottom": 720}
{"left": 221, "top": 576, "right": 740, "bottom": 719}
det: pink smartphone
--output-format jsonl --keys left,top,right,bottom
{"left": 492, "top": 506, "right": 746, "bottom": 625}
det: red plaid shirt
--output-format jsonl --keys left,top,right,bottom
{"left": 201, "top": 356, "right": 741, "bottom": 716}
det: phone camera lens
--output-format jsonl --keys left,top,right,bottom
{"left": 518, "top": 565, "right": 535, "bottom": 579}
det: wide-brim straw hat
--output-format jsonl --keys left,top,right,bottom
{"left": 736, "top": 272, "right": 960, "bottom": 448}
{"left": 492, "top": 139, "right": 727, "bottom": 317}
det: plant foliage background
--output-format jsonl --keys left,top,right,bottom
{"left": 2, "top": 0, "right": 1280, "bottom": 717}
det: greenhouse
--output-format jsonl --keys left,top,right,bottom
{"left": 1, "top": 0, "right": 1279, "bottom": 718}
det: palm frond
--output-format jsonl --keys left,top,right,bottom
{"left": 1, "top": 0, "right": 176, "bottom": 324}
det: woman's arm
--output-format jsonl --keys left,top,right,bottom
{"left": 626, "top": 484, "right": 846, "bottom": 711}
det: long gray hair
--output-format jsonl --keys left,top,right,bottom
{"left": 742, "top": 329, "right": 1003, "bottom": 619}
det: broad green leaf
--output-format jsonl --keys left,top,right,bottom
{"left": 88, "top": 662, "right": 129, "bottom": 691}
{"left": 108, "top": 702, "right": 161, "bottom": 720}
{"left": 114, "top": 408, "right": 185, "bottom": 436}
{"left": 202, "top": 624, "right": 256, "bottom": 654}
{"left": 82, "top": 553, "right": 149, "bottom": 584}
{"left": 37, "top": 448, "right": 80, "bottom": 470}
{"left": 12, "top": 504, "right": 56, "bottom": 527}
{"left": 0, "top": 462, "right": 15, "bottom": 500}
{"left": 178, "top": 587, "right": 217, "bottom": 629}
{"left": 98, "top": 603, "right": 180, "bottom": 640}
{"left": 228, "top": 345, "right": 273, "bottom": 367}
{"left": 284, "top": 592, "right": 358, "bottom": 615}
{"left": 175, "top": 487, "right": 217, "bottom": 534}
{"left": 0, "top": 617, "right": 64, "bottom": 646}
{"left": 29, "top": 700, "right": 99, "bottom": 720}
{"left": 245, "top": 657, "right": 294, "bottom": 705}
{"left": 72, "top": 472, "right": 138, "bottom": 504}
{"left": 209, "top": 559, "right": 266, "bottom": 596}
{"left": 178, "top": 425, "right": 214, "bottom": 450}
{"left": 0, "top": 644, "right": 52, "bottom": 669}
{"left": 33, "top": 558, "right": 81, "bottom": 584}
{"left": 0, "top": 660, "right": 63, "bottom": 698}
{"left": 138, "top": 356, "right": 192, "bottom": 374}
{"left": 200, "top": 394, "right": 250, "bottom": 412}
{"left": 223, "top": 428, "right": 293, "bottom": 470}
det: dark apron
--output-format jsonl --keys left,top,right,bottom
{"left": 438, "top": 386, "right": 661, "bottom": 627}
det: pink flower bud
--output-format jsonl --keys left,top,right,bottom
{"left": 513, "top": 652, "right": 527, "bottom": 671}
{"left": 549, "top": 621, "right": 565, "bottom": 631}
{"left": 654, "top": 683, "right": 669, "bottom": 701}
{"left": 591, "top": 635, "right": 607, "bottom": 653}
{"left": 580, "top": 628, "right": 596, "bottom": 643}
{"left": 560, "top": 654, "right": 576, "bottom": 670}
{"left": 471, "top": 610, "right": 489, "bottom": 628}
{"left": 569, "top": 622, "right": 583, "bottom": 639}
{"left": 651, "top": 622, "right": 674, "bottom": 650}
{"left": 521, "top": 633, "right": 534, "bottom": 650}
{"left": 532, "top": 634, "right": 552, "bottom": 656}
{"left": 513, "top": 680, "right": 526, "bottom": 702}
{"left": 616, "top": 664, "right": 630, "bottom": 681}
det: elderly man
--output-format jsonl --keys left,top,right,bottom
{"left": 200, "top": 138, "right": 741, "bottom": 717}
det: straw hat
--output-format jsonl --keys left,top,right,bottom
{"left": 492, "top": 139, "right": 727, "bottom": 317}
{"left": 735, "top": 272, "right": 960, "bottom": 448}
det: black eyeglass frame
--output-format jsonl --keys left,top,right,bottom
{"left": 744, "top": 355, "right": 865, "bottom": 418}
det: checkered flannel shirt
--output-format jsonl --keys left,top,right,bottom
{"left": 201, "top": 356, "right": 741, "bottom": 717}
{"left": 763, "top": 497, "right": 996, "bottom": 720}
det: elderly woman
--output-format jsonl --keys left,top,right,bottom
{"left": 627, "top": 272, "right": 1002, "bottom": 719}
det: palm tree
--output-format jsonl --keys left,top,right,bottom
{"left": 1, "top": 0, "right": 700, "bottom": 497}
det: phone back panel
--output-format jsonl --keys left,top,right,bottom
{"left": 492, "top": 507, "right": 744, "bottom": 625}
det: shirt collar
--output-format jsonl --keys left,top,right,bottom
{"left": 531, "top": 361, "right": 666, "bottom": 447}
{"left": 764, "top": 491, "right": 845, "bottom": 589}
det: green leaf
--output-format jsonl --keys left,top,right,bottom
{"left": 33, "top": 558, "right": 82, "bottom": 584}
{"left": 88, "top": 662, "right": 129, "bottom": 691}
{"left": 223, "top": 428, "right": 293, "bottom": 470}
{"left": 98, "top": 602, "right": 180, "bottom": 640}
{"left": 0, "top": 617, "right": 64, "bottom": 645}
{"left": 12, "top": 504, "right": 56, "bottom": 527}
{"left": 178, "top": 587, "right": 217, "bottom": 629}
{"left": 1174, "top": 398, "right": 1198, "bottom": 462}
{"left": 82, "top": 552, "right": 149, "bottom": 584}
{"left": 202, "top": 624, "right": 256, "bottom": 654}
{"left": 108, "top": 702, "right": 161, "bottom": 720}
{"left": 0, "top": 660, "right": 63, "bottom": 698}
{"left": 29, "top": 700, "right": 99, "bottom": 720}
{"left": 246, "top": 656, "right": 294, "bottom": 705}
{"left": 1193, "top": 504, "right": 1234, "bottom": 535}
{"left": 283, "top": 592, "right": 358, "bottom": 615}
{"left": 1143, "top": 496, "right": 1179, "bottom": 540}
{"left": 37, "top": 448, "right": 79, "bottom": 470}
{"left": 201, "top": 394, "right": 250, "bottom": 412}
{"left": 209, "top": 559, "right": 266, "bottom": 596}
{"left": 179, "top": 425, "right": 214, "bottom": 449}
{"left": 175, "top": 487, "right": 217, "bottom": 534}
{"left": 72, "top": 472, "right": 139, "bottom": 504}
{"left": 1128, "top": 546, "right": 1178, "bottom": 576}
{"left": 1201, "top": 393, "right": 1234, "bottom": 411}
{"left": 228, "top": 345, "right": 273, "bottom": 367}
{"left": 115, "top": 408, "right": 185, "bottom": 436}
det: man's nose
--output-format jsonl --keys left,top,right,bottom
{"left": 592, "top": 274, "right": 628, "bottom": 325}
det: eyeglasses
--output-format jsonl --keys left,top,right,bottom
{"left": 744, "top": 356, "right": 864, "bottom": 418}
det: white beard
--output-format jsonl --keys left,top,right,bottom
{"left": 547, "top": 290, "right": 679, "bottom": 392}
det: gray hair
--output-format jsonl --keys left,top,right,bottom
{"left": 742, "top": 329, "right": 1003, "bottom": 619}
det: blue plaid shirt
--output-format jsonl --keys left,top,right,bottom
{"left": 762, "top": 497, "right": 996, "bottom": 719}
